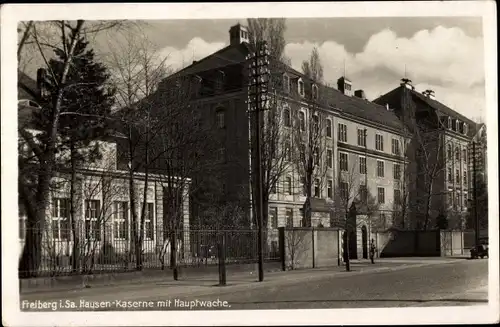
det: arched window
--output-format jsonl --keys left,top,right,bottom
{"left": 312, "top": 114, "right": 320, "bottom": 134}
{"left": 447, "top": 144, "right": 452, "bottom": 159}
{"left": 283, "top": 108, "right": 291, "bottom": 127}
{"left": 463, "top": 123, "right": 468, "bottom": 135}
{"left": 312, "top": 84, "right": 319, "bottom": 100}
{"left": 298, "top": 78, "right": 305, "bottom": 97}
{"left": 455, "top": 147, "right": 460, "bottom": 161}
{"left": 326, "top": 119, "right": 332, "bottom": 137}
{"left": 298, "top": 111, "right": 305, "bottom": 131}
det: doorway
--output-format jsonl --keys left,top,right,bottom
{"left": 362, "top": 225, "right": 368, "bottom": 259}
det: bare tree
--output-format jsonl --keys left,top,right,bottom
{"left": 284, "top": 229, "right": 309, "bottom": 270}
{"left": 331, "top": 154, "right": 381, "bottom": 271}
{"left": 400, "top": 86, "right": 454, "bottom": 230}
{"left": 293, "top": 47, "right": 328, "bottom": 227}
{"left": 247, "top": 18, "right": 293, "bottom": 229}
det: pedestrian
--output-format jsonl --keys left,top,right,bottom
{"left": 369, "top": 239, "right": 376, "bottom": 264}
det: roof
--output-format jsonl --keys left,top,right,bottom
{"left": 374, "top": 84, "right": 478, "bottom": 135}
{"left": 159, "top": 37, "right": 405, "bottom": 133}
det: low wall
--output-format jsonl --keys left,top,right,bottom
{"left": 375, "top": 230, "right": 466, "bottom": 258}
{"left": 279, "top": 227, "right": 342, "bottom": 270}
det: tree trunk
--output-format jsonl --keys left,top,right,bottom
{"left": 70, "top": 142, "right": 80, "bottom": 273}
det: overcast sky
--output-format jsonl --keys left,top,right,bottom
{"left": 128, "top": 17, "right": 484, "bottom": 122}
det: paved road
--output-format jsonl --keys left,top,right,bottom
{"left": 20, "top": 259, "right": 488, "bottom": 310}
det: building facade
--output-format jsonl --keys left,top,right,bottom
{"left": 157, "top": 24, "right": 410, "bottom": 258}
{"left": 17, "top": 74, "right": 191, "bottom": 270}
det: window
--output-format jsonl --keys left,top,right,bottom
{"left": 284, "top": 141, "right": 292, "bottom": 162}
{"left": 327, "top": 180, "right": 333, "bottom": 199}
{"left": 447, "top": 144, "right": 452, "bottom": 159}
{"left": 298, "top": 79, "right": 305, "bottom": 96}
{"left": 216, "top": 110, "right": 225, "bottom": 129}
{"left": 312, "top": 115, "right": 320, "bottom": 135}
{"left": 270, "top": 180, "right": 277, "bottom": 194}
{"left": 463, "top": 171, "right": 467, "bottom": 185}
{"left": 463, "top": 194, "right": 468, "bottom": 207}
{"left": 456, "top": 169, "right": 460, "bottom": 184}
{"left": 298, "top": 111, "right": 306, "bottom": 131}
{"left": 462, "top": 149, "right": 467, "bottom": 162}
{"left": 85, "top": 199, "right": 101, "bottom": 240}
{"left": 327, "top": 149, "right": 333, "bottom": 168}
{"left": 448, "top": 117, "right": 452, "bottom": 129}
{"left": 312, "top": 84, "right": 319, "bottom": 100}
{"left": 464, "top": 123, "right": 468, "bottom": 135}
{"left": 286, "top": 209, "right": 294, "bottom": 227}
{"left": 326, "top": 119, "right": 332, "bottom": 138}
{"left": 215, "top": 71, "right": 225, "bottom": 92}
{"left": 377, "top": 160, "right": 385, "bottom": 178}
{"left": 377, "top": 187, "right": 385, "bottom": 204}
{"left": 313, "top": 179, "right": 320, "bottom": 198}
{"left": 447, "top": 190, "right": 453, "bottom": 207}
{"left": 285, "top": 176, "right": 292, "bottom": 195}
{"left": 394, "top": 189, "right": 401, "bottom": 205}
{"left": 283, "top": 75, "right": 290, "bottom": 93}
{"left": 375, "top": 134, "right": 384, "bottom": 151}
{"left": 339, "top": 152, "right": 348, "bottom": 171}
{"left": 313, "top": 147, "right": 320, "bottom": 166}
{"left": 217, "top": 147, "right": 226, "bottom": 162}
{"left": 270, "top": 207, "right": 278, "bottom": 228}
{"left": 338, "top": 123, "right": 347, "bottom": 142}
{"left": 455, "top": 147, "right": 460, "bottom": 161}
{"left": 452, "top": 119, "right": 457, "bottom": 131}
{"left": 301, "top": 177, "right": 306, "bottom": 196}
{"left": 357, "top": 129, "right": 367, "bottom": 147}
{"left": 393, "top": 163, "right": 401, "bottom": 180}
{"left": 113, "top": 201, "right": 129, "bottom": 240}
{"left": 359, "top": 184, "right": 368, "bottom": 203}
{"left": 392, "top": 139, "right": 400, "bottom": 155}
{"left": 283, "top": 109, "right": 291, "bottom": 127}
{"left": 52, "top": 198, "right": 70, "bottom": 240}
{"left": 447, "top": 167, "right": 453, "bottom": 182}
{"left": 142, "top": 202, "right": 154, "bottom": 240}
{"left": 359, "top": 156, "right": 366, "bottom": 174}
{"left": 340, "top": 182, "right": 349, "bottom": 199}
{"left": 455, "top": 192, "right": 461, "bottom": 209}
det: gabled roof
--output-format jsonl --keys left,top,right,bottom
{"left": 160, "top": 39, "right": 405, "bottom": 133}
{"left": 170, "top": 42, "right": 251, "bottom": 79}
{"left": 374, "top": 84, "right": 478, "bottom": 133}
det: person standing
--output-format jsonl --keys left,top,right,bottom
{"left": 369, "top": 239, "right": 376, "bottom": 264}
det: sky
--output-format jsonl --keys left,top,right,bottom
{"left": 18, "top": 16, "right": 486, "bottom": 122}
{"left": 134, "top": 17, "right": 485, "bottom": 122}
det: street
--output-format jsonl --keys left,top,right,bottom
{"left": 20, "top": 258, "right": 488, "bottom": 310}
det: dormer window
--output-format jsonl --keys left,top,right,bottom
{"left": 215, "top": 70, "right": 225, "bottom": 93}
{"left": 448, "top": 117, "right": 452, "bottom": 129}
{"left": 312, "top": 84, "right": 319, "bottom": 100}
{"left": 298, "top": 79, "right": 305, "bottom": 97}
{"left": 452, "top": 119, "right": 457, "bottom": 131}
{"left": 283, "top": 74, "right": 290, "bottom": 94}
{"left": 463, "top": 123, "right": 468, "bottom": 135}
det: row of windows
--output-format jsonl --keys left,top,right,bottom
{"left": 339, "top": 153, "right": 403, "bottom": 179}
{"left": 447, "top": 144, "right": 468, "bottom": 163}
{"left": 272, "top": 175, "right": 398, "bottom": 205}
{"left": 447, "top": 191, "right": 469, "bottom": 209}
{"left": 19, "top": 199, "right": 155, "bottom": 241}
{"left": 447, "top": 168, "right": 468, "bottom": 185}
{"left": 283, "top": 75, "right": 318, "bottom": 99}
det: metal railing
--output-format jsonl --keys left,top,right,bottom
{"left": 18, "top": 224, "right": 280, "bottom": 278}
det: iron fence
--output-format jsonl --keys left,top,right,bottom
{"left": 18, "top": 224, "right": 280, "bottom": 278}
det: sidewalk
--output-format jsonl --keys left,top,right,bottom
{"left": 20, "top": 257, "right": 464, "bottom": 297}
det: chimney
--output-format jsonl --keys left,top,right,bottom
{"left": 229, "top": 23, "right": 249, "bottom": 46}
{"left": 192, "top": 60, "right": 197, "bottom": 64}
{"left": 423, "top": 89, "right": 436, "bottom": 100}
{"left": 400, "top": 78, "right": 413, "bottom": 90}
{"left": 354, "top": 89, "right": 366, "bottom": 99}
{"left": 337, "top": 76, "right": 353, "bottom": 96}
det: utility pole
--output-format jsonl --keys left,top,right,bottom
{"left": 247, "top": 41, "right": 270, "bottom": 282}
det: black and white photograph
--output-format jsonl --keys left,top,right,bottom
{"left": 1, "top": 2, "right": 498, "bottom": 326}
